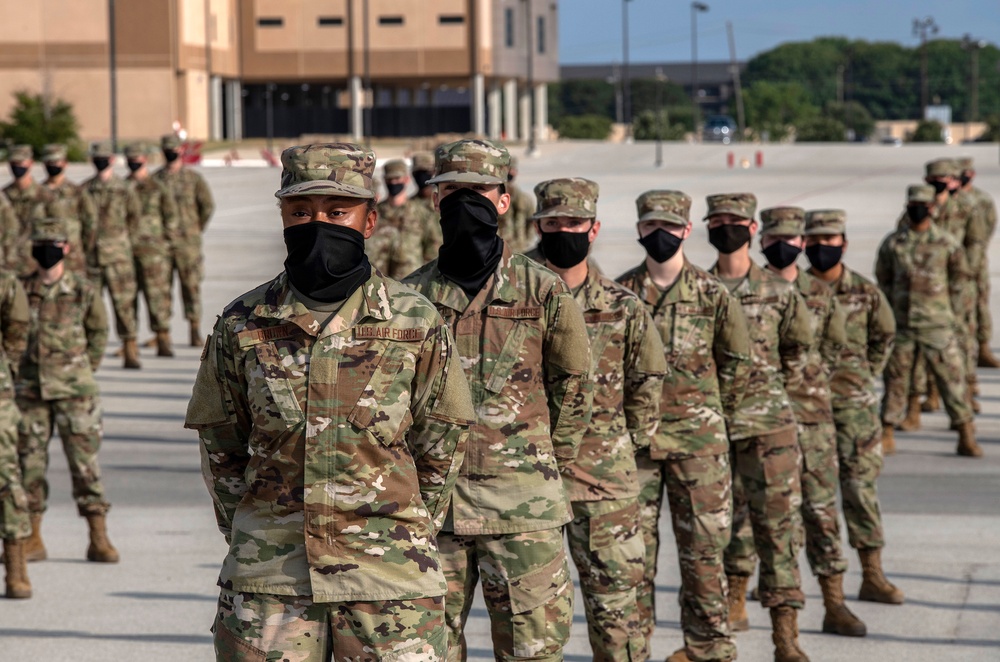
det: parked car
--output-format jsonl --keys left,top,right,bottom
{"left": 703, "top": 115, "right": 738, "bottom": 144}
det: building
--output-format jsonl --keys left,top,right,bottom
{"left": 0, "top": 0, "right": 558, "bottom": 144}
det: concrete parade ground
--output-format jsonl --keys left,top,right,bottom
{"left": 1, "top": 140, "right": 998, "bottom": 661}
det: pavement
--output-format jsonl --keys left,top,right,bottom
{"left": 2, "top": 140, "right": 999, "bottom": 661}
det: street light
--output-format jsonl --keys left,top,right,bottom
{"left": 654, "top": 67, "right": 666, "bottom": 167}
{"left": 962, "top": 34, "right": 986, "bottom": 139}
{"left": 622, "top": 0, "right": 632, "bottom": 142}
{"left": 691, "top": 2, "right": 709, "bottom": 140}
{"left": 524, "top": 0, "right": 538, "bottom": 156}
{"left": 912, "top": 17, "right": 938, "bottom": 117}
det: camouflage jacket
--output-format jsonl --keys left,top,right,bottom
{"left": 787, "top": 270, "right": 846, "bottom": 425}
{"left": 42, "top": 180, "right": 99, "bottom": 276}
{"left": 127, "top": 176, "right": 179, "bottom": 257}
{"left": 184, "top": 269, "right": 474, "bottom": 602}
{"left": 404, "top": 244, "right": 593, "bottom": 535}
{"left": 875, "top": 223, "right": 971, "bottom": 330}
{"left": 710, "top": 260, "right": 812, "bottom": 441}
{"left": 498, "top": 182, "right": 535, "bottom": 253}
{"left": 562, "top": 268, "right": 666, "bottom": 502}
{"left": 2, "top": 181, "right": 49, "bottom": 275}
{"left": 0, "top": 272, "right": 29, "bottom": 399}
{"left": 811, "top": 266, "right": 895, "bottom": 411}
{"left": 366, "top": 219, "right": 425, "bottom": 280}
{"left": 618, "top": 259, "right": 751, "bottom": 458}
{"left": 966, "top": 185, "right": 996, "bottom": 235}
{"left": 377, "top": 198, "right": 442, "bottom": 263}
{"left": 0, "top": 193, "right": 18, "bottom": 273}
{"left": 936, "top": 193, "right": 989, "bottom": 274}
{"left": 83, "top": 174, "right": 136, "bottom": 266}
{"left": 152, "top": 166, "right": 214, "bottom": 245}
{"left": 16, "top": 270, "right": 107, "bottom": 401}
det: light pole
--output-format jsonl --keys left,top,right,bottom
{"left": 622, "top": 0, "right": 632, "bottom": 142}
{"left": 912, "top": 17, "right": 938, "bottom": 117}
{"left": 691, "top": 2, "right": 709, "bottom": 140}
{"left": 962, "top": 34, "right": 986, "bottom": 139}
{"left": 524, "top": 0, "right": 538, "bottom": 156}
{"left": 654, "top": 67, "right": 666, "bottom": 167}
{"left": 108, "top": 0, "right": 118, "bottom": 151}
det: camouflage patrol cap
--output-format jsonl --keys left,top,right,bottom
{"left": 759, "top": 206, "right": 805, "bottom": 237}
{"left": 275, "top": 143, "right": 377, "bottom": 199}
{"left": 427, "top": 139, "right": 510, "bottom": 185}
{"left": 704, "top": 192, "right": 757, "bottom": 221}
{"left": 32, "top": 217, "right": 69, "bottom": 242}
{"left": 161, "top": 134, "right": 183, "bottom": 150}
{"left": 383, "top": 159, "right": 408, "bottom": 180}
{"left": 957, "top": 156, "right": 973, "bottom": 171}
{"left": 804, "top": 209, "right": 847, "bottom": 236}
{"left": 90, "top": 141, "right": 114, "bottom": 158}
{"left": 123, "top": 143, "right": 148, "bottom": 159}
{"left": 908, "top": 184, "right": 936, "bottom": 203}
{"left": 925, "top": 158, "right": 960, "bottom": 178}
{"left": 8, "top": 144, "right": 33, "bottom": 162}
{"left": 41, "top": 144, "right": 67, "bottom": 162}
{"left": 410, "top": 151, "right": 434, "bottom": 173}
{"left": 532, "top": 178, "right": 599, "bottom": 220}
{"left": 636, "top": 190, "right": 691, "bottom": 226}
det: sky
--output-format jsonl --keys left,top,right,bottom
{"left": 558, "top": 0, "right": 1000, "bottom": 64}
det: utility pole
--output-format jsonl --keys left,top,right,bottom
{"left": 525, "top": 0, "right": 538, "bottom": 156}
{"left": 108, "top": 0, "right": 118, "bottom": 151}
{"left": 691, "top": 2, "right": 709, "bottom": 139}
{"left": 654, "top": 67, "right": 665, "bottom": 167}
{"left": 622, "top": 0, "right": 632, "bottom": 142}
{"left": 912, "top": 17, "right": 939, "bottom": 117}
{"left": 363, "top": 0, "right": 371, "bottom": 144}
{"left": 726, "top": 20, "right": 744, "bottom": 140}
{"left": 962, "top": 34, "right": 985, "bottom": 128}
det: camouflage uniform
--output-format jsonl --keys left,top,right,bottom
{"left": 185, "top": 143, "right": 475, "bottom": 660}
{"left": 16, "top": 219, "right": 110, "bottom": 518}
{"left": 153, "top": 135, "right": 215, "bottom": 333}
{"left": 379, "top": 159, "right": 442, "bottom": 262}
{"left": 82, "top": 142, "right": 139, "bottom": 342}
{"left": 618, "top": 190, "right": 751, "bottom": 662}
{"left": 706, "top": 194, "right": 811, "bottom": 613}
{"left": 404, "top": 140, "right": 593, "bottom": 661}
{"left": 3, "top": 145, "right": 50, "bottom": 277}
{"left": 409, "top": 151, "right": 437, "bottom": 215}
{"left": 499, "top": 159, "right": 535, "bottom": 253}
{"left": 40, "top": 144, "right": 99, "bottom": 280}
{"left": 536, "top": 179, "right": 667, "bottom": 661}
{"left": 956, "top": 157, "right": 997, "bottom": 353}
{"left": 0, "top": 193, "right": 18, "bottom": 271}
{"left": 0, "top": 273, "right": 29, "bottom": 540}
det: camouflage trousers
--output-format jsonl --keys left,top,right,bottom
{"left": 795, "top": 422, "right": 847, "bottom": 578}
{"left": 882, "top": 327, "right": 972, "bottom": 427}
{"left": 723, "top": 428, "right": 805, "bottom": 609}
{"left": 16, "top": 396, "right": 110, "bottom": 516}
{"left": 636, "top": 451, "right": 735, "bottom": 662}
{"left": 565, "top": 498, "right": 646, "bottom": 662}
{"left": 98, "top": 259, "right": 138, "bottom": 340}
{"left": 977, "top": 263, "right": 992, "bottom": 344}
{"left": 213, "top": 589, "right": 446, "bottom": 661}
{"left": 833, "top": 404, "right": 886, "bottom": 550}
{"left": 0, "top": 399, "right": 29, "bottom": 539}
{"left": 171, "top": 239, "right": 203, "bottom": 323}
{"left": 134, "top": 249, "right": 173, "bottom": 332}
{"left": 438, "top": 527, "right": 573, "bottom": 661}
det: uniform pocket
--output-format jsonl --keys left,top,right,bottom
{"left": 214, "top": 621, "right": 267, "bottom": 662}
{"left": 252, "top": 342, "right": 305, "bottom": 427}
{"left": 484, "top": 321, "right": 530, "bottom": 394}
{"left": 347, "top": 346, "right": 412, "bottom": 446}
{"left": 589, "top": 500, "right": 641, "bottom": 551}
{"left": 508, "top": 551, "right": 570, "bottom": 615}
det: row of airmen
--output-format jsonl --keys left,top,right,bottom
{"left": 0, "top": 137, "right": 215, "bottom": 368}
{"left": 181, "top": 139, "right": 995, "bottom": 662}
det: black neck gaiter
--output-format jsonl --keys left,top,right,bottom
{"left": 283, "top": 222, "right": 370, "bottom": 303}
{"left": 437, "top": 188, "right": 504, "bottom": 295}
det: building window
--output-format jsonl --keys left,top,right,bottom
{"left": 439, "top": 15, "right": 464, "bottom": 25}
{"left": 504, "top": 8, "right": 514, "bottom": 47}
{"left": 379, "top": 16, "right": 404, "bottom": 26}
{"left": 537, "top": 16, "right": 545, "bottom": 53}
{"left": 318, "top": 16, "right": 343, "bottom": 26}
{"left": 257, "top": 17, "right": 283, "bottom": 27}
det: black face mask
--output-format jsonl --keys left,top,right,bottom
{"left": 413, "top": 171, "right": 432, "bottom": 190}
{"left": 10, "top": 164, "right": 29, "bottom": 179}
{"left": 929, "top": 180, "right": 949, "bottom": 195}
{"left": 127, "top": 161, "right": 143, "bottom": 173}
{"left": 540, "top": 229, "right": 591, "bottom": 269}
{"left": 762, "top": 241, "right": 802, "bottom": 270}
{"left": 437, "top": 188, "right": 503, "bottom": 294}
{"left": 386, "top": 181, "right": 406, "bottom": 198}
{"left": 283, "top": 222, "right": 370, "bottom": 303}
{"left": 32, "top": 242, "right": 64, "bottom": 269}
{"left": 92, "top": 157, "right": 111, "bottom": 172}
{"left": 163, "top": 149, "right": 180, "bottom": 163}
{"left": 907, "top": 205, "right": 931, "bottom": 224}
{"left": 805, "top": 244, "right": 843, "bottom": 273}
{"left": 638, "top": 228, "right": 684, "bottom": 263}
{"left": 708, "top": 224, "right": 751, "bottom": 254}
{"left": 44, "top": 164, "right": 63, "bottom": 178}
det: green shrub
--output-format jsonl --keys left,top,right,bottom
{"left": 632, "top": 110, "right": 688, "bottom": 141}
{"left": 0, "top": 91, "right": 86, "bottom": 161}
{"left": 795, "top": 116, "right": 847, "bottom": 142}
{"left": 556, "top": 114, "right": 612, "bottom": 140}
{"left": 910, "top": 119, "right": 945, "bottom": 143}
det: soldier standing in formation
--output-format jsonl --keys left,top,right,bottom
{"left": 40, "top": 144, "right": 98, "bottom": 279}
{"left": 618, "top": 190, "right": 750, "bottom": 662}
{"left": 83, "top": 142, "right": 141, "bottom": 369}
{"left": 404, "top": 139, "right": 593, "bottom": 660}
{"left": 804, "top": 209, "right": 904, "bottom": 606}
{"left": 366, "top": 159, "right": 438, "bottom": 279}
{"left": 154, "top": 135, "right": 215, "bottom": 348}
{"left": 410, "top": 150, "right": 437, "bottom": 213}
{"left": 4, "top": 145, "right": 50, "bottom": 276}
{"left": 705, "top": 193, "right": 813, "bottom": 662}
{"left": 16, "top": 217, "right": 117, "bottom": 565}
{"left": 185, "top": 143, "right": 475, "bottom": 659}
{"left": 534, "top": 177, "right": 666, "bottom": 660}
{"left": 0, "top": 183, "right": 18, "bottom": 270}
{"left": 498, "top": 156, "right": 535, "bottom": 253}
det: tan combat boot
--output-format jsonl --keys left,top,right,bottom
{"left": 880, "top": 425, "right": 896, "bottom": 456}
{"left": 921, "top": 382, "right": 940, "bottom": 412}
{"left": 156, "top": 330, "right": 175, "bottom": 358}
{"left": 897, "top": 396, "right": 921, "bottom": 431}
{"left": 858, "top": 548, "right": 904, "bottom": 604}
{"left": 727, "top": 574, "right": 750, "bottom": 632}
{"left": 666, "top": 649, "right": 693, "bottom": 662}
{"left": 122, "top": 338, "right": 142, "bottom": 370}
{"left": 818, "top": 573, "right": 866, "bottom": 637}
{"left": 977, "top": 341, "right": 1000, "bottom": 368}
{"left": 85, "top": 514, "right": 120, "bottom": 563}
{"left": 770, "top": 606, "right": 810, "bottom": 662}
{"left": 3, "top": 539, "right": 31, "bottom": 599}
{"left": 190, "top": 321, "right": 203, "bottom": 348}
{"left": 957, "top": 421, "right": 983, "bottom": 457}
{"left": 23, "top": 513, "right": 46, "bottom": 562}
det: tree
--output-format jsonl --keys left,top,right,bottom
{"left": 548, "top": 80, "right": 616, "bottom": 127}
{"left": 795, "top": 116, "right": 846, "bottom": 142}
{"left": 0, "top": 91, "right": 85, "bottom": 160}
{"left": 910, "top": 119, "right": 945, "bottom": 142}
{"left": 742, "top": 81, "right": 819, "bottom": 141}
{"left": 825, "top": 101, "right": 874, "bottom": 140}
{"left": 555, "top": 114, "right": 612, "bottom": 140}
{"left": 632, "top": 110, "right": 688, "bottom": 141}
